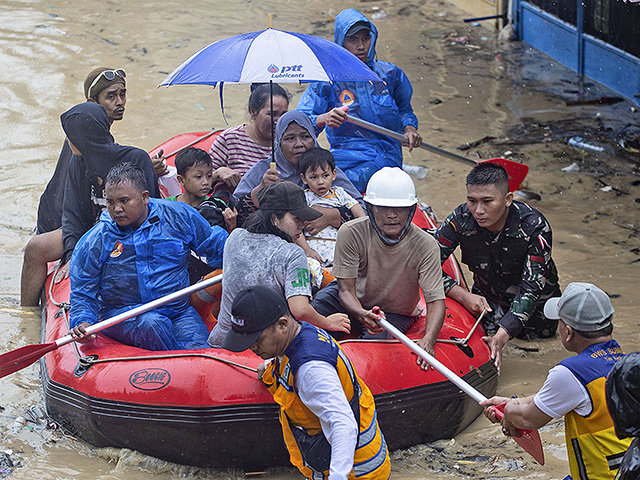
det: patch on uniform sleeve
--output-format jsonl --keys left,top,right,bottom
{"left": 537, "top": 234, "right": 550, "bottom": 250}
{"left": 438, "top": 235, "right": 453, "bottom": 247}
{"left": 110, "top": 241, "right": 123, "bottom": 258}
{"left": 339, "top": 89, "right": 355, "bottom": 106}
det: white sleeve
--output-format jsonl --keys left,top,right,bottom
{"left": 534, "top": 365, "right": 592, "bottom": 419}
{"left": 296, "top": 360, "right": 359, "bottom": 480}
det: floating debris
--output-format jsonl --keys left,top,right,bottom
{"left": 457, "top": 135, "right": 495, "bottom": 151}
{"left": 10, "top": 416, "right": 26, "bottom": 433}
{"left": 564, "top": 96, "right": 624, "bottom": 106}
{"left": 86, "top": 31, "right": 116, "bottom": 45}
{"left": 0, "top": 452, "right": 16, "bottom": 477}
{"left": 567, "top": 136, "right": 612, "bottom": 155}
{"left": 514, "top": 190, "right": 542, "bottom": 201}
{"left": 403, "top": 164, "right": 428, "bottom": 179}
{"left": 561, "top": 162, "right": 581, "bottom": 173}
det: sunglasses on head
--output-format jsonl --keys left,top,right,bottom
{"left": 87, "top": 69, "right": 126, "bottom": 98}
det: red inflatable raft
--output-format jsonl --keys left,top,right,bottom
{"left": 40, "top": 132, "right": 497, "bottom": 470}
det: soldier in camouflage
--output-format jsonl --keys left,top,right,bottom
{"left": 434, "top": 163, "right": 560, "bottom": 374}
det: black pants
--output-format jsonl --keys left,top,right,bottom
{"left": 312, "top": 281, "right": 414, "bottom": 340}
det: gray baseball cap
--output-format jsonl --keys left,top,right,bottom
{"left": 543, "top": 282, "right": 614, "bottom": 331}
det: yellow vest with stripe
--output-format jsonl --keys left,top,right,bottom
{"left": 262, "top": 322, "right": 390, "bottom": 480}
{"left": 560, "top": 340, "right": 630, "bottom": 480}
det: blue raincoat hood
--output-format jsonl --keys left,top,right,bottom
{"left": 334, "top": 9, "right": 378, "bottom": 68}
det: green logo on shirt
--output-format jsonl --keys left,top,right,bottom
{"left": 291, "top": 268, "right": 311, "bottom": 288}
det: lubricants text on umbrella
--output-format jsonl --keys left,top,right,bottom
{"left": 268, "top": 64, "right": 304, "bottom": 79}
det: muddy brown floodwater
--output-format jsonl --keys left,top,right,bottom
{"left": 0, "top": 0, "right": 638, "bottom": 478}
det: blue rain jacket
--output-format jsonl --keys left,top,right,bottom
{"left": 296, "top": 8, "right": 418, "bottom": 191}
{"left": 69, "top": 198, "right": 228, "bottom": 350}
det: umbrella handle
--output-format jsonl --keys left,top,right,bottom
{"left": 55, "top": 273, "right": 223, "bottom": 348}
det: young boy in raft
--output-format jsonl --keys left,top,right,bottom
{"left": 167, "top": 148, "right": 237, "bottom": 232}
{"left": 296, "top": 147, "right": 365, "bottom": 268}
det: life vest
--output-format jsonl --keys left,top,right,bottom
{"left": 189, "top": 269, "right": 222, "bottom": 328}
{"left": 262, "top": 323, "right": 390, "bottom": 480}
{"left": 560, "top": 340, "right": 631, "bottom": 480}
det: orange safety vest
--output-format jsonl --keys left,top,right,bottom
{"left": 262, "top": 323, "right": 390, "bottom": 479}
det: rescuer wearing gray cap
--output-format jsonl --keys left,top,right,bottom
{"left": 481, "top": 282, "right": 631, "bottom": 479}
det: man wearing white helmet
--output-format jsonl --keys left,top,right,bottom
{"left": 312, "top": 167, "right": 445, "bottom": 369}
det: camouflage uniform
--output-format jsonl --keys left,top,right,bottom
{"left": 434, "top": 201, "right": 560, "bottom": 339}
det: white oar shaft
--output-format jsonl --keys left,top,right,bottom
{"left": 345, "top": 115, "right": 478, "bottom": 167}
{"left": 379, "top": 318, "right": 487, "bottom": 404}
{"left": 55, "top": 274, "right": 223, "bottom": 348}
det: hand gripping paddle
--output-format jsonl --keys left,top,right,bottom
{"left": 373, "top": 307, "right": 544, "bottom": 465}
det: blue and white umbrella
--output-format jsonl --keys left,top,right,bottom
{"left": 159, "top": 28, "right": 382, "bottom": 86}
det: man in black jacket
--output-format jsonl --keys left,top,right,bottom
{"left": 21, "top": 67, "right": 129, "bottom": 306}
{"left": 21, "top": 92, "right": 159, "bottom": 306}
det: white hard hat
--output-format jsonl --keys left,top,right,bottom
{"left": 363, "top": 167, "right": 418, "bottom": 207}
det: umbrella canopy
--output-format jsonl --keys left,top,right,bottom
{"left": 159, "top": 28, "right": 382, "bottom": 86}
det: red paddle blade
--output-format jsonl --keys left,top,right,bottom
{"left": 0, "top": 342, "right": 58, "bottom": 379}
{"left": 512, "top": 424, "right": 545, "bottom": 465}
{"left": 492, "top": 403, "right": 545, "bottom": 465}
{"left": 479, "top": 158, "right": 529, "bottom": 192}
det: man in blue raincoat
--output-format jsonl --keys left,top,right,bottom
{"left": 296, "top": 8, "right": 422, "bottom": 192}
{"left": 68, "top": 162, "right": 228, "bottom": 351}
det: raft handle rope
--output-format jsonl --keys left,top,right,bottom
{"left": 48, "top": 262, "right": 70, "bottom": 310}
{"left": 47, "top": 267, "right": 257, "bottom": 373}
{"left": 76, "top": 351, "right": 258, "bottom": 373}
{"left": 55, "top": 306, "right": 257, "bottom": 373}
{"left": 435, "top": 309, "right": 486, "bottom": 347}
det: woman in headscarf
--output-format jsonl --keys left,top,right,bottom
{"left": 232, "top": 111, "right": 362, "bottom": 228}
{"left": 60, "top": 101, "right": 159, "bottom": 266}
{"left": 208, "top": 181, "right": 351, "bottom": 347}
{"left": 209, "top": 83, "right": 290, "bottom": 191}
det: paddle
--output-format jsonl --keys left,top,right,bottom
{"left": 345, "top": 116, "right": 529, "bottom": 192}
{"left": 376, "top": 313, "right": 545, "bottom": 465}
{"left": 0, "top": 273, "right": 222, "bottom": 380}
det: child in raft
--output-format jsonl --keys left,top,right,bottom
{"left": 296, "top": 147, "right": 366, "bottom": 268}
{"left": 167, "top": 148, "right": 237, "bottom": 232}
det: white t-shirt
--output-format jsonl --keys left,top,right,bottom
{"left": 533, "top": 365, "right": 592, "bottom": 419}
{"left": 297, "top": 360, "right": 358, "bottom": 480}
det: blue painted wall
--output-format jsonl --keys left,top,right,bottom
{"left": 515, "top": 1, "right": 640, "bottom": 104}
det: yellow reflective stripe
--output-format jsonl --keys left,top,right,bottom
{"left": 353, "top": 428, "right": 387, "bottom": 477}
{"left": 357, "top": 410, "right": 378, "bottom": 448}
